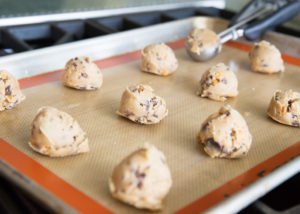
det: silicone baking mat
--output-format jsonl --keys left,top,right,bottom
{"left": 1, "top": 39, "right": 300, "bottom": 214}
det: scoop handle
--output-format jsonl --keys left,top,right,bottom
{"left": 244, "top": 0, "right": 300, "bottom": 40}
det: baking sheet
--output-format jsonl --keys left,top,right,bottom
{"left": 0, "top": 40, "right": 300, "bottom": 213}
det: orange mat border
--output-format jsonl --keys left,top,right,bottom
{"left": 0, "top": 39, "right": 299, "bottom": 213}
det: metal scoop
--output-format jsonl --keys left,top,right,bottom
{"left": 186, "top": 0, "right": 300, "bottom": 62}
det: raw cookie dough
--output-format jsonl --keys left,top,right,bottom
{"left": 0, "top": 70, "right": 25, "bottom": 111}
{"left": 186, "top": 28, "right": 220, "bottom": 57}
{"left": 141, "top": 43, "right": 178, "bottom": 76}
{"left": 198, "top": 105, "right": 252, "bottom": 158}
{"left": 197, "top": 63, "right": 238, "bottom": 101}
{"left": 267, "top": 89, "right": 300, "bottom": 127}
{"left": 249, "top": 40, "right": 284, "bottom": 74}
{"left": 117, "top": 84, "right": 168, "bottom": 124}
{"left": 109, "top": 143, "right": 172, "bottom": 211}
{"left": 61, "top": 56, "right": 103, "bottom": 90}
{"left": 29, "top": 106, "right": 89, "bottom": 157}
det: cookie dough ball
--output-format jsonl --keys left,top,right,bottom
{"left": 185, "top": 28, "right": 220, "bottom": 59}
{"left": 197, "top": 63, "right": 238, "bottom": 101}
{"left": 117, "top": 84, "right": 168, "bottom": 124}
{"left": 0, "top": 70, "right": 25, "bottom": 111}
{"left": 249, "top": 40, "right": 284, "bottom": 74}
{"left": 198, "top": 105, "right": 252, "bottom": 158}
{"left": 61, "top": 56, "right": 103, "bottom": 90}
{"left": 29, "top": 106, "right": 89, "bottom": 157}
{"left": 109, "top": 143, "right": 172, "bottom": 211}
{"left": 141, "top": 43, "right": 178, "bottom": 76}
{"left": 267, "top": 89, "right": 300, "bottom": 127}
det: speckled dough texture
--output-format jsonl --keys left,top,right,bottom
{"left": 267, "top": 89, "right": 300, "bottom": 127}
{"left": 109, "top": 143, "right": 172, "bottom": 211}
{"left": 198, "top": 105, "right": 252, "bottom": 159}
{"left": 117, "top": 84, "right": 168, "bottom": 124}
{"left": 61, "top": 56, "right": 103, "bottom": 90}
{"left": 249, "top": 40, "right": 284, "bottom": 74}
{"left": 141, "top": 43, "right": 178, "bottom": 76}
{"left": 0, "top": 70, "right": 25, "bottom": 111}
{"left": 186, "top": 28, "right": 220, "bottom": 55}
{"left": 197, "top": 63, "right": 238, "bottom": 101}
{"left": 29, "top": 106, "right": 89, "bottom": 157}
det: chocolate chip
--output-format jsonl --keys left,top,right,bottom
{"left": 287, "top": 100, "right": 292, "bottom": 112}
{"left": 135, "top": 171, "right": 146, "bottom": 189}
{"left": 202, "top": 123, "right": 209, "bottom": 131}
{"left": 74, "top": 57, "right": 78, "bottom": 60}
{"left": 73, "top": 136, "right": 77, "bottom": 141}
{"left": 230, "top": 130, "right": 234, "bottom": 137}
{"left": 72, "top": 62, "right": 77, "bottom": 67}
{"left": 5, "top": 85, "right": 12, "bottom": 96}
{"left": 221, "top": 79, "right": 227, "bottom": 84}
{"left": 292, "top": 121, "right": 299, "bottom": 127}
{"left": 137, "top": 181, "right": 143, "bottom": 189}
{"left": 206, "top": 138, "right": 222, "bottom": 151}
{"left": 85, "top": 57, "right": 90, "bottom": 63}
{"left": 131, "top": 88, "right": 137, "bottom": 93}
{"left": 81, "top": 73, "right": 88, "bottom": 78}
{"left": 153, "top": 114, "right": 158, "bottom": 118}
{"left": 140, "top": 103, "right": 144, "bottom": 107}
{"left": 145, "top": 100, "right": 150, "bottom": 111}
{"left": 125, "top": 111, "right": 134, "bottom": 117}
{"left": 136, "top": 172, "right": 145, "bottom": 179}
{"left": 226, "top": 111, "right": 231, "bottom": 116}
{"left": 198, "top": 43, "right": 203, "bottom": 48}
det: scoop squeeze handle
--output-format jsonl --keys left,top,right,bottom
{"left": 244, "top": 0, "right": 300, "bottom": 40}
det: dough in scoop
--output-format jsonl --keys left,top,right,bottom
{"left": 197, "top": 63, "right": 238, "bottom": 101}
{"left": 186, "top": 28, "right": 220, "bottom": 56}
{"left": 61, "top": 56, "right": 103, "bottom": 90}
{"left": 267, "top": 89, "right": 300, "bottom": 127}
{"left": 0, "top": 70, "right": 25, "bottom": 111}
{"left": 117, "top": 84, "right": 168, "bottom": 124}
{"left": 198, "top": 105, "right": 252, "bottom": 159}
{"left": 141, "top": 43, "right": 178, "bottom": 76}
{"left": 249, "top": 40, "right": 284, "bottom": 74}
{"left": 109, "top": 143, "right": 172, "bottom": 211}
{"left": 29, "top": 106, "right": 89, "bottom": 157}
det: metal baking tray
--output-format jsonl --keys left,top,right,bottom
{"left": 0, "top": 17, "right": 300, "bottom": 214}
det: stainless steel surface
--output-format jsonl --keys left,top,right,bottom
{"left": 0, "top": 161, "right": 78, "bottom": 214}
{"left": 0, "top": 1, "right": 224, "bottom": 27}
{"left": 206, "top": 156, "right": 300, "bottom": 214}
